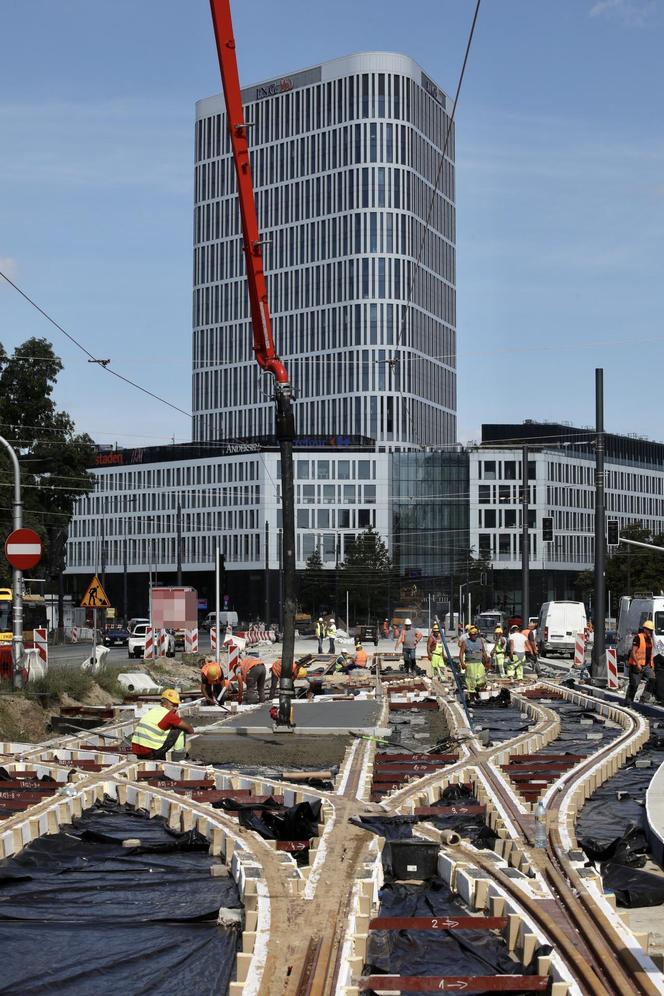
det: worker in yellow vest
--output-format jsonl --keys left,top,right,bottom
{"left": 131, "top": 689, "right": 194, "bottom": 759}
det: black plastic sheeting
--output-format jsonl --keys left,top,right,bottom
{"left": 352, "top": 785, "right": 498, "bottom": 850}
{"left": 577, "top": 730, "right": 664, "bottom": 907}
{"left": 364, "top": 881, "right": 548, "bottom": 991}
{"left": 0, "top": 801, "right": 241, "bottom": 995}
{"left": 214, "top": 796, "right": 322, "bottom": 845}
{"left": 538, "top": 701, "right": 622, "bottom": 756}
{"left": 468, "top": 696, "right": 534, "bottom": 745}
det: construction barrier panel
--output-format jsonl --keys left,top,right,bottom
{"left": 574, "top": 633, "right": 585, "bottom": 668}
{"left": 211, "top": 628, "right": 217, "bottom": 654}
{"left": 70, "top": 627, "right": 79, "bottom": 644}
{"left": 184, "top": 628, "right": 198, "bottom": 654}
{"left": 33, "top": 628, "right": 48, "bottom": 667}
{"left": 143, "top": 626, "right": 154, "bottom": 661}
{"left": 606, "top": 647, "right": 619, "bottom": 689}
{"left": 158, "top": 629, "right": 168, "bottom": 658}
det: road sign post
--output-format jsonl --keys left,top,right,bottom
{"left": 0, "top": 437, "right": 35, "bottom": 689}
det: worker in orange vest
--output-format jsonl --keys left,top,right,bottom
{"left": 200, "top": 658, "right": 230, "bottom": 706}
{"left": 626, "top": 620, "right": 656, "bottom": 702}
{"left": 231, "top": 655, "right": 266, "bottom": 704}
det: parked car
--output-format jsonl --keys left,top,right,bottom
{"left": 103, "top": 625, "right": 130, "bottom": 648}
{"left": 127, "top": 617, "right": 149, "bottom": 634}
{"left": 355, "top": 624, "right": 379, "bottom": 646}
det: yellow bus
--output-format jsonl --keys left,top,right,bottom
{"left": 0, "top": 588, "right": 48, "bottom": 643}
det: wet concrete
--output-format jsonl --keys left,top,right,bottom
{"left": 190, "top": 731, "right": 352, "bottom": 768}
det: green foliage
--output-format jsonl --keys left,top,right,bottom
{"left": 340, "top": 526, "right": 393, "bottom": 621}
{"left": 0, "top": 338, "right": 95, "bottom": 587}
{"left": 94, "top": 665, "right": 126, "bottom": 698}
{"left": 28, "top": 666, "right": 94, "bottom": 706}
{"left": 298, "top": 545, "right": 335, "bottom": 616}
{"left": 575, "top": 523, "right": 664, "bottom": 602}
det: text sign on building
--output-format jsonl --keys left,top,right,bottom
{"left": 421, "top": 72, "right": 445, "bottom": 107}
{"left": 4, "top": 528, "right": 42, "bottom": 570}
{"left": 256, "top": 77, "right": 294, "bottom": 100}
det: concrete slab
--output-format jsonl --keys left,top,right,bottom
{"left": 195, "top": 698, "right": 384, "bottom": 736}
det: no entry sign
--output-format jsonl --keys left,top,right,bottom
{"left": 4, "top": 528, "right": 42, "bottom": 570}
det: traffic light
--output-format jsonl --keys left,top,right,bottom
{"left": 542, "top": 516, "right": 554, "bottom": 542}
{"left": 607, "top": 519, "right": 620, "bottom": 546}
{"left": 480, "top": 572, "right": 487, "bottom": 586}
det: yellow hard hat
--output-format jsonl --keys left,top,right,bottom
{"left": 495, "top": 627, "right": 503, "bottom": 634}
{"left": 643, "top": 620, "right": 655, "bottom": 631}
{"left": 206, "top": 663, "right": 222, "bottom": 681}
{"left": 161, "top": 688, "right": 180, "bottom": 705}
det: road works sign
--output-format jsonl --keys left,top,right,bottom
{"left": 4, "top": 528, "right": 42, "bottom": 570}
{"left": 80, "top": 575, "right": 111, "bottom": 609}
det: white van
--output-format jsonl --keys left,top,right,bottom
{"left": 617, "top": 595, "right": 664, "bottom": 662}
{"left": 537, "top": 601, "right": 587, "bottom": 657}
{"left": 203, "top": 610, "right": 239, "bottom": 631}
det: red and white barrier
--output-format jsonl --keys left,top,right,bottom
{"left": 70, "top": 626, "right": 79, "bottom": 644}
{"left": 185, "top": 628, "right": 198, "bottom": 654}
{"left": 33, "top": 627, "right": 48, "bottom": 666}
{"left": 227, "top": 640, "right": 241, "bottom": 674}
{"left": 158, "top": 629, "right": 169, "bottom": 658}
{"left": 606, "top": 647, "right": 619, "bottom": 689}
{"left": 211, "top": 628, "right": 217, "bottom": 654}
{"left": 574, "top": 633, "right": 586, "bottom": 668}
{"left": 143, "top": 626, "right": 154, "bottom": 660}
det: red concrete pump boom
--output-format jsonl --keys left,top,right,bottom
{"left": 209, "top": 0, "right": 297, "bottom": 727}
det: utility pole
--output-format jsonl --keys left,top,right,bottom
{"left": 0, "top": 436, "right": 24, "bottom": 689}
{"left": 335, "top": 534, "right": 340, "bottom": 622}
{"left": 176, "top": 497, "right": 183, "bottom": 586}
{"left": 521, "top": 445, "right": 530, "bottom": 625}
{"left": 123, "top": 520, "right": 128, "bottom": 625}
{"left": 592, "top": 368, "right": 606, "bottom": 684}
{"left": 215, "top": 543, "right": 221, "bottom": 659}
{"left": 264, "top": 520, "right": 270, "bottom": 625}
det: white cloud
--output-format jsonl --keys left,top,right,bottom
{"left": 0, "top": 257, "right": 18, "bottom": 286}
{"left": 590, "top": 0, "right": 656, "bottom": 26}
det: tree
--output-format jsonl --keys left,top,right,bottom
{"left": 340, "top": 526, "right": 393, "bottom": 622}
{"left": 298, "top": 546, "right": 334, "bottom": 617}
{"left": 575, "top": 523, "right": 664, "bottom": 606}
{"left": 0, "top": 338, "right": 95, "bottom": 634}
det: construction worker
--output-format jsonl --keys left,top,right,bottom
{"left": 458, "top": 625, "right": 488, "bottom": 694}
{"left": 626, "top": 620, "right": 656, "bottom": 702}
{"left": 326, "top": 618, "right": 337, "bottom": 654}
{"left": 395, "top": 618, "right": 420, "bottom": 675}
{"left": 427, "top": 622, "right": 445, "bottom": 679}
{"left": 508, "top": 625, "right": 528, "bottom": 673}
{"left": 382, "top": 618, "right": 390, "bottom": 639}
{"left": 131, "top": 689, "right": 194, "bottom": 759}
{"left": 524, "top": 622, "right": 539, "bottom": 674}
{"left": 315, "top": 617, "right": 324, "bottom": 653}
{"left": 270, "top": 657, "right": 307, "bottom": 696}
{"left": 231, "top": 655, "right": 267, "bottom": 704}
{"left": 200, "top": 657, "right": 230, "bottom": 706}
{"left": 491, "top": 627, "right": 507, "bottom": 677}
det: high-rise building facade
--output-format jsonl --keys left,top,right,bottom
{"left": 193, "top": 53, "right": 457, "bottom": 449}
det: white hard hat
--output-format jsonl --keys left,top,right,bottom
{"left": 404, "top": 618, "right": 412, "bottom": 625}
{"left": 329, "top": 618, "right": 335, "bottom": 623}
{"left": 318, "top": 617, "right": 323, "bottom": 621}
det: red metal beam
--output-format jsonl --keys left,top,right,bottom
{"left": 359, "top": 975, "right": 549, "bottom": 992}
{"left": 369, "top": 915, "right": 508, "bottom": 930}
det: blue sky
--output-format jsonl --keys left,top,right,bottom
{"left": 1, "top": 0, "right": 662, "bottom": 448}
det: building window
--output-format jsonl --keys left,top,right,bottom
{"left": 302, "top": 485, "right": 315, "bottom": 504}
{"left": 338, "top": 460, "right": 350, "bottom": 480}
{"left": 358, "top": 460, "right": 371, "bottom": 480}
{"left": 358, "top": 509, "right": 371, "bottom": 527}
{"left": 483, "top": 461, "right": 496, "bottom": 480}
{"left": 317, "top": 509, "right": 330, "bottom": 528}
{"left": 504, "top": 509, "right": 517, "bottom": 528}
{"left": 479, "top": 533, "right": 491, "bottom": 556}
{"left": 479, "top": 485, "right": 490, "bottom": 504}
{"left": 317, "top": 461, "right": 330, "bottom": 480}
{"left": 297, "top": 509, "right": 309, "bottom": 528}
{"left": 297, "top": 460, "right": 310, "bottom": 479}
{"left": 302, "top": 534, "right": 315, "bottom": 558}
{"left": 338, "top": 509, "right": 350, "bottom": 528}
{"left": 484, "top": 509, "right": 496, "bottom": 528}
{"left": 323, "top": 484, "right": 335, "bottom": 504}
{"left": 504, "top": 461, "right": 517, "bottom": 480}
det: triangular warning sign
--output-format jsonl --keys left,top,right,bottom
{"left": 81, "top": 574, "right": 111, "bottom": 608}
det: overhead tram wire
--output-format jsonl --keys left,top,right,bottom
{"left": 0, "top": 269, "right": 190, "bottom": 419}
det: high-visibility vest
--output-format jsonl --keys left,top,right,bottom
{"left": 326, "top": 623, "right": 337, "bottom": 638}
{"left": 132, "top": 705, "right": 184, "bottom": 752}
{"left": 315, "top": 622, "right": 323, "bottom": 637}
{"left": 629, "top": 633, "right": 651, "bottom": 670}
{"left": 236, "top": 658, "right": 262, "bottom": 682}
{"left": 431, "top": 640, "right": 444, "bottom": 669}
{"left": 354, "top": 648, "right": 368, "bottom": 667}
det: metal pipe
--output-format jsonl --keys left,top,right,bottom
{"left": 176, "top": 497, "right": 182, "bottom": 586}
{"left": 0, "top": 436, "right": 24, "bottom": 689}
{"left": 215, "top": 543, "right": 221, "bottom": 662}
{"left": 264, "top": 519, "right": 269, "bottom": 626}
{"left": 592, "top": 368, "right": 606, "bottom": 683}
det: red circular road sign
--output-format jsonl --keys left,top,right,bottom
{"left": 4, "top": 528, "right": 42, "bottom": 570}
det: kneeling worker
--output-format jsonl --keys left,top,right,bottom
{"left": 131, "top": 689, "right": 194, "bottom": 760}
{"left": 270, "top": 657, "right": 308, "bottom": 696}
{"left": 232, "top": 655, "right": 267, "bottom": 704}
{"left": 200, "top": 658, "right": 229, "bottom": 706}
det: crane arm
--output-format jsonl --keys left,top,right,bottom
{"left": 209, "top": 0, "right": 296, "bottom": 728}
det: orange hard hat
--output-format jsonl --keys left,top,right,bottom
{"left": 206, "top": 663, "right": 222, "bottom": 681}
